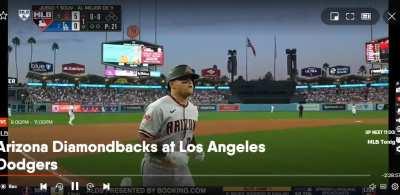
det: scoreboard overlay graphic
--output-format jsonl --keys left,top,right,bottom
{"left": 31, "top": 5, "right": 121, "bottom": 32}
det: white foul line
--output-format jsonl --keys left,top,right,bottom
{"left": 19, "top": 151, "right": 72, "bottom": 183}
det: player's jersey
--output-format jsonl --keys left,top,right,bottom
{"left": 68, "top": 109, "right": 75, "bottom": 117}
{"left": 139, "top": 95, "right": 198, "bottom": 158}
{"left": 352, "top": 105, "right": 356, "bottom": 113}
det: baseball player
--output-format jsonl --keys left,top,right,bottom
{"left": 351, "top": 104, "right": 357, "bottom": 118}
{"left": 68, "top": 106, "right": 75, "bottom": 126}
{"left": 298, "top": 104, "right": 304, "bottom": 119}
{"left": 138, "top": 64, "right": 204, "bottom": 186}
{"left": 8, "top": 105, "right": 11, "bottom": 117}
{"left": 270, "top": 105, "right": 275, "bottom": 113}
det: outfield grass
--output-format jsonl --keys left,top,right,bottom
{"left": 56, "top": 123, "right": 388, "bottom": 186}
{"left": 9, "top": 111, "right": 388, "bottom": 127}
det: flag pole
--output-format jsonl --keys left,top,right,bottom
{"left": 246, "top": 39, "right": 248, "bottom": 81}
{"left": 274, "top": 35, "right": 277, "bottom": 81}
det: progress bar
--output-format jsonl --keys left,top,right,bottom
{"left": 1, "top": 174, "right": 372, "bottom": 177}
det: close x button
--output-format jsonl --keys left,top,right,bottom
{"left": 384, "top": 10, "right": 397, "bottom": 24}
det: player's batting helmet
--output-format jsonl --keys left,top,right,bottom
{"left": 167, "top": 64, "right": 200, "bottom": 91}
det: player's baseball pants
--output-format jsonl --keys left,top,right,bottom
{"left": 141, "top": 158, "right": 194, "bottom": 186}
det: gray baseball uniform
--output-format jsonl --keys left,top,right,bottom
{"left": 352, "top": 105, "right": 357, "bottom": 115}
{"left": 139, "top": 95, "right": 198, "bottom": 186}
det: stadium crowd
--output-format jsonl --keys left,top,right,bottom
{"left": 26, "top": 87, "right": 231, "bottom": 105}
{"left": 24, "top": 85, "right": 386, "bottom": 106}
{"left": 295, "top": 87, "right": 387, "bottom": 103}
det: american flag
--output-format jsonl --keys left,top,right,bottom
{"left": 247, "top": 37, "right": 256, "bottom": 56}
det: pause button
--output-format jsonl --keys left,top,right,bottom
{"left": 71, "top": 182, "right": 79, "bottom": 191}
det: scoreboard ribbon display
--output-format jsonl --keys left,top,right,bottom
{"left": 32, "top": 5, "right": 121, "bottom": 32}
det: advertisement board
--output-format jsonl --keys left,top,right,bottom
{"left": 301, "top": 67, "right": 322, "bottom": 77}
{"left": 328, "top": 66, "right": 350, "bottom": 76}
{"left": 369, "top": 68, "right": 389, "bottom": 76}
{"left": 201, "top": 67, "right": 221, "bottom": 79}
{"left": 52, "top": 105, "right": 82, "bottom": 112}
{"left": 141, "top": 46, "right": 164, "bottom": 65}
{"left": 347, "top": 104, "right": 374, "bottom": 111}
{"left": 218, "top": 104, "right": 240, "bottom": 112}
{"left": 52, "top": 105, "right": 119, "bottom": 113}
{"left": 198, "top": 105, "right": 217, "bottom": 111}
{"left": 62, "top": 63, "right": 85, "bottom": 75}
{"left": 300, "top": 104, "right": 321, "bottom": 111}
{"left": 121, "top": 105, "right": 144, "bottom": 112}
{"left": 29, "top": 61, "right": 53, "bottom": 73}
{"left": 375, "top": 104, "right": 388, "bottom": 111}
{"left": 322, "top": 104, "right": 346, "bottom": 111}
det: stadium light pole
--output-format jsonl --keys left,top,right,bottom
{"left": 228, "top": 49, "right": 237, "bottom": 83}
{"left": 274, "top": 35, "right": 277, "bottom": 81}
{"left": 138, "top": 0, "right": 142, "bottom": 40}
{"left": 228, "top": 50, "right": 233, "bottom": 83}
{"left": 154, "top": 0, "right": 158, "bottom": 44}
{"left": 245, "top": 39, "right": 248, "bottom": 81}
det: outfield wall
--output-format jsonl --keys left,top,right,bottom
{"left": 9, "top": 103, "right": 388, "bottom": 113}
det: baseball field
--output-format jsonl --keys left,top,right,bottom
{"left": 8, "top": 111, "right": 388, "bottom": 187}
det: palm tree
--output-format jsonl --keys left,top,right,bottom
{"left": 264, "top": 72, "right": 274, "bottom": 81}
{"left": 358, "top": 65, "right": 367, "bottom": 77}
{"left": 11, "top": 37, "right": 20, "bottom": 80}
{"left": 322, "top": 62, "right": 330, "bottom": 78}
{"left": 27, "top": 37, "right": 36, "bottom": 65}
{"left": 8, "top": 45, "right": 12, "bottom": 69}
{"left": 51, "top": 42, "right": 59, "bottom": 75}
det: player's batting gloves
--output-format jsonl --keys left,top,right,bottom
{"left": 166, "top": 152, "right": 189, "bottom": 166}
{"left": 194, "top": 151, "right": 205, "bottom": 161}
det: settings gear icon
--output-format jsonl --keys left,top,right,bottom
{"left": 392, "top": 183, "right": 399, "bottom": 191}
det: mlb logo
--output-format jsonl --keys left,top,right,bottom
{"left": 18, "top": 10, "right": 31, "bottom": 21}
{"left": 0, "top": 118, "right": 7, "bottom": 127}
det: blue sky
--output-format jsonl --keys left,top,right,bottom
{"left": 8, "top": 0, "right": 388, "bottom": 82}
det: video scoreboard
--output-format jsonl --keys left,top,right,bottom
{"left": 32, "top": 5, "right": 121, "bottom": 32}
{"left": 366, "top": 37, "right": 389, "bottom": 64}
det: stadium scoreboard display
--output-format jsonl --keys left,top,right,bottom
{"left": 366, "top": 37, "right": 389, "bottom": 64}
{"left": 102, "top": 40, "right": 164, "bottom": 68}
{"left": 32, "top": 5, "right": 121, "bottom": 32}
